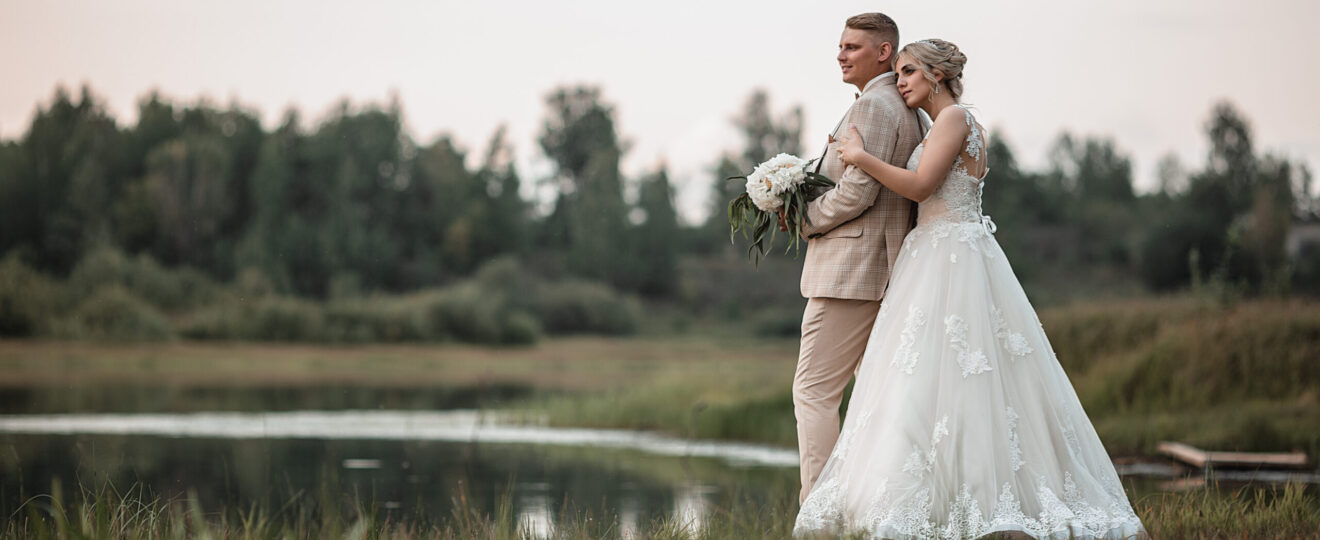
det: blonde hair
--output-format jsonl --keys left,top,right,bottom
{"left": 844, "top": 13, "right": 899, "bottom": 52}
{"left": 896, "top": 39, "right": 967, "bottom": 101}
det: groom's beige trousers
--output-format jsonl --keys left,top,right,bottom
{"left": 793, "top": 296, "right": 882, "bottom": 503}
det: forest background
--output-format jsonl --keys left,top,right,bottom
{"left": 0, "top": 83, "right": 1317, "bottom": 344}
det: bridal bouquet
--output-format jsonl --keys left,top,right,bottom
{"left": 727, "top": 153, "right": 835, "bottom": 264}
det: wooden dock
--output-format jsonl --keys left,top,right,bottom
{"left": 1156, "top": 441, "right": 1310, "bottom": 469}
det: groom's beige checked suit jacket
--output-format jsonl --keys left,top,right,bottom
{"left": 800, "top": 73, "right": 922, "bottom": 301}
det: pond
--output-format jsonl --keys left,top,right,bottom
{"left": 0, "top": 407, "right": 801, "bottom": 537}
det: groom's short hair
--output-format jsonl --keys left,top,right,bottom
{"left": 845, "top": 13, "right": 899, "bottom": 51}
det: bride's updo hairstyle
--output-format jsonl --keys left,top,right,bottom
{"left": 896, "top": 39, "right": 967, "bottom": 101}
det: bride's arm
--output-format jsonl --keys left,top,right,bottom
{"left": 835, "top": 112, "right": 969, "bottom": 203}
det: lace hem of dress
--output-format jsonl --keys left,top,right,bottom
{"left": 795, "top": 473, "right": 1145, "bottom": 540}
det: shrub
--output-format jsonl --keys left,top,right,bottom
{"left": 0, "top": 254, "right": 60, "bottom": 336}
{"left": 421, "top": 284, "right": 541, "bottom": 345}
{"left": 536, "top": 280, "right": 639, "bottom": 336}
{"left": 182, "top": 296, "right": 324, "bottom": 341}
{"left": 322, "top": 298, "right": 429, "bottom": 343}
{"left": 59, "top": 285, "right": 174, "bottom": 341}
{"left": 67, "top": 247, "right": 218, "bottom": 312}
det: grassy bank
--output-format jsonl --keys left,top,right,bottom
{"left": 5, "top": 481, "right": 1317, "bottom": 539}
{"left": 0, "top": 336, "right": 793, "bottom": 391}
{"left": 517, "top": 296, "right": 1320, "bottom": 458}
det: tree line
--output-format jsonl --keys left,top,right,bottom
{"left": 0, "top": 84, "right": 1316, "bottom": 340}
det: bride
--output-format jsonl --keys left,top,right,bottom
{"left": 792, "top": 39, "right": 1147, "bottom": 539}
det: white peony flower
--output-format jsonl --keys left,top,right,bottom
{"left": 727, "top": 151, "right": 835, "bottom": 264}
{"left": 744, "top": 153, "right": 808, "bottom": 211}
{"left": 746, "top": 175, "right": 782, "bottom": 211}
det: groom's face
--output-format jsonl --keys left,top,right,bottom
{"left": 838, "top": 28, "right": 888, "bottom": 90}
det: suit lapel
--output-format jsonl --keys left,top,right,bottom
{"left": 815, "top": 73, "right": 897, "bottom": 178}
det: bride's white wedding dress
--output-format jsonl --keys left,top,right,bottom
{"left": 794, "top": 105, "right": 1145, "bottom": 539}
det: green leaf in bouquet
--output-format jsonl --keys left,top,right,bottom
{"left": 724, "top": 159, "right": 838, "bottom": 266}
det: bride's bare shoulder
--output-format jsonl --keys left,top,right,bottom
{"left": 929, "top": 107, "right": 972, "bottom": 139}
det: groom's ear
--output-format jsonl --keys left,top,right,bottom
{"left": 876, "top": 41, "right": 894, "bottom": 65}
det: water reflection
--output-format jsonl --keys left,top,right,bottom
{"left": 672, "top": 484, "right": 716, "bottom": 535}
{"left": 0, "top": 431, "right": 797, "bottom": 531}
{"left": 618, "top": 493, "right": 642, "bottom": 539}
{"left": 518, "top": 488, "right": 555, "bottom": 539}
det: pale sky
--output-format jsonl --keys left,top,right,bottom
{"left": 3, "top": 0, "right": 1318, "bottom": 224}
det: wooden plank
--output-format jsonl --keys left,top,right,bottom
{"left": 1157, "top": 441, "right": 1209, "bottom": 468}
{"left": 1205, "top": 450, "right": 1310, "bottom": 468}
{"left": 1157, "top": 441, "right": 1309, "bottom": 469}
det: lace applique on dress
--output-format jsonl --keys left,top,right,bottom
{"left": 992, "top": 306, "right": 1035, "bottom": 358}
{"left": 795, "top": 475, "right": 845, "bottom": 531}
{"left": 892, "top": 305, "right": 927, "bottom": 375}
{"left": 843, "top": 479, "right": 1144, "bottom": 539}
{"left": 858, "top": 478, "right": 895, "bottom": 532}
{"left": 1006, "top": 406, "right": 1025, "bottom": 472}
{"left": 889, "top": 487, "right": 936, "bottom": 536}
{"left": 1060, "top": 420, "right": 1084, "bottom": 459}
{"left": 952, "top": 105, "right": 985, "bottom": 172}
{"left": 832, "top": 409, "right": 874, "bottom": 461}
{"left": 940, "top": 484, "right": 989, "bottom": 539}
{"left": 945, "top": 315, "right": 992, "bottom": 377}
{"left": 902, "top": 415, "right": 950, "bottom": 478}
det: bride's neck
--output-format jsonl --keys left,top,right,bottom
{"left": 924, "top": 99, "right": 955, "bottom": 122}
{"left": 921, "top": 94, "right": 959, "bottom": 121}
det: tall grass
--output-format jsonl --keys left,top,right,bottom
{"left": 1055, "top": 298, "right": 1320, "bottom": 456}
{"left": 1137, "top": 482, "right": 1320, "bottom": 539}
{"left": 5, "top": 480, "right": 1316, "bottom": 539}
{"left": 520, "top": 297, "right": 1320, "bottom": 457}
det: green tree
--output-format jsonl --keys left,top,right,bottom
{"left": 1140, "top": 101, "right": 1302, "bottom": 293}
{"left": 478, "top": 126, "right": 528, "bottom": 259}
{"left": 414, "top": 135, "right": 481, "bottom": 280}
{"left": 700, "top": 90, "right": 805, "bottom": 255}
{"left": 733, "top": 89, "right": 804, "bottom": 168}
{"left": 1044, "top": 133, "right": 1137, "bottom": 267}
{"left": 141, "top": 135, "right": 236, "bottom": 271}
{"left": 3, "top": 86, "right": 125, "bottom": 274}
{"left": 538, "top": 86, "right": 629, "bottom": 285}
{"left": 236, "top": 111, "right": 312, "bottom": 294}
{"left": 630, "top": 167, "right": 680, "bottom": 297}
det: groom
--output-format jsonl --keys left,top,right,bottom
{"left": 792, "top": 12, "right": 922, "bottom": 503}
